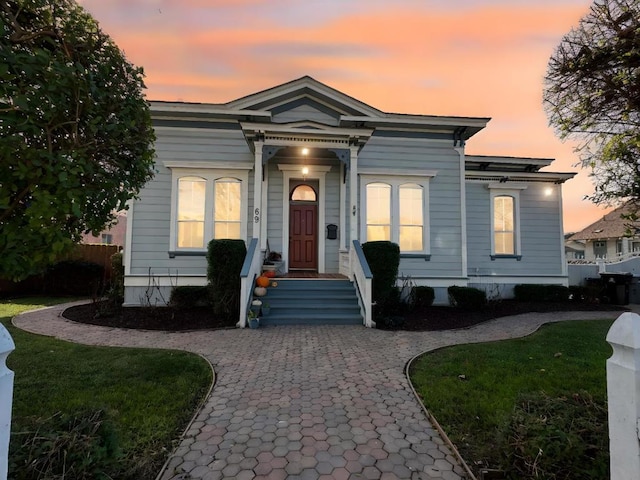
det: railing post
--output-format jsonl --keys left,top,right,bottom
{"left": 606, "top": 312, "right": 640, "bottom": 480}
{"left": 0, "top": 324, "right": 15, "bottom": 480}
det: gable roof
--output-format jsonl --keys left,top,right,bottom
{"left": 150, "top": 76, "right": 491, "bottom": 142}
{"left": 226, "top": 75, "right": 383, "bottom": 117}
{"left": 569, "top": 203, "right": 640, "bottom": 240}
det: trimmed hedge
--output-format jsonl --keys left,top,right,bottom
{"left": 207, "top": 239, "right": 246, "bottom": 319}
{"left": 410, "top": 286, "right": 435, "bottom": 308}
{"left": 514, "top": 284, "right": 570, "bottom": 303}
{"left": 362, "top": 241, "right": 400, "bottom": 308}
{"left": 170, "top": 286, "right": 210, "bottom": 308}
{"left": 448, "top": 286, "right": 486, "bottom": 309}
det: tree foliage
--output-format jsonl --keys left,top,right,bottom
{"left": 544, "top": 0, "right": 640, "bottom": 209}
{"left": 0, "top": 0, "right": 155, "bottom": 280}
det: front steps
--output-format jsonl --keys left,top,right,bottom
{"left": 258, "top": 279, "right": 363, "bottom": 326}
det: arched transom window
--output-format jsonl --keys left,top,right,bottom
{"left": 291, "top": 184, "right": 317, "bottom": 202}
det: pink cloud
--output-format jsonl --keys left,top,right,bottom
{"left": 81, "top": 0, "right": 606, "bottom": 231}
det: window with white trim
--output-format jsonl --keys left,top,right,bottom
{"left": 170, "top": 169, "right": 248, "bottom": 251}
{"left": 361, "top": 176, "right": 430, "bottom": 254}
{"left": 489, "top": 185, "right": 524, "bottom": 257}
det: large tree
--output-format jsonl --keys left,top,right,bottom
{"left": 544, "top": 0, "right": 640, "bottom": 210}
{"left": 0, "top": 0, "right": 155, "bottom": 280}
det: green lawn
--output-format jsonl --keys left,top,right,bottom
{"left": 1, "top": 298, "right": 213, "bottom": 480}
{"left": 409, "top": 319, "right": 613, "bottom": 479}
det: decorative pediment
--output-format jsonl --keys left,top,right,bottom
{"left": 226, "top": 76, "right": 383, "bottom": 118}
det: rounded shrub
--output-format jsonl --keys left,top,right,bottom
{"left": 514, "top": 284, "right": 571, "bottom": 303}
{"left": 170, "top": 286, "right": 210, "bottom": 308}
{"left": 448, "top": 286, "right": 486, "bottom": 309}
{"left": 410, "top": 286, "right": 435, "bottom": 309}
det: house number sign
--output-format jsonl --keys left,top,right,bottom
{"left": 254, "top": 208, "right": 260, "bottom": 223}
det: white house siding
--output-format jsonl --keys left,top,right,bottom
{"left": 358, "top": 134, "right": 464, "bottom": 278}
{"left": 271, "top": 99, "right": 340, "bottom": 126}
{"left": 266, "top": 162, "right": 285, "bottom": 255}
{"left": 466, "top": 181, "right": 564, "bottom": 277}
{"left": 324, "top": 166, "right": 341, "bottom": 273}
{"left": 126, "top": 125, "right": 253, "bottom": 304}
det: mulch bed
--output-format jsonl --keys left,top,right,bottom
{"left": 62, "top": 300, "right": 626, "bottom": 332}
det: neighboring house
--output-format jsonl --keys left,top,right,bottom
{"left": 564, "top": 234, "right": 585, "bottom": 260}
{"left": 568, "top": 203, "right": 640, "bottom": 261}
{"left": 81, "top": 213, "right": 127, "bottom": 247}
{"left": 123, "top": 76, "right": 575, "bottom": 314}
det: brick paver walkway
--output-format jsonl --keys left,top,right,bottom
{"left": 14, "top": 303, "right": 622, "bottom": 480}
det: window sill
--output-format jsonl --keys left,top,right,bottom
{"left": 490, "top": 254, "right": 522, "bottom": 261}
{"left": 400, "top": 253, "right": 431, "bottom": 261}
{"left": 168, "top": 250, "right": 207, "bottom": 258}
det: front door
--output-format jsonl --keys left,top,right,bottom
{"left": 289, "top": 204, "right": 318, "bottom": 270}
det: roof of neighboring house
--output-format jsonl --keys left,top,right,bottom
{"left": 569, "top": 203, "right": 640, "bottom": 241}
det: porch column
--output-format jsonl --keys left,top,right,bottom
{"left": 349, "top": 145, "right": 359, "bottom": 245}
{"left": 340, "top": 172, "right": 347, "bottom": 252}
{"left": 253, "top": 141, "right": 263, "bottom": 239}
{"left": 260, "top": 165, "right": 268, "bottom": 251}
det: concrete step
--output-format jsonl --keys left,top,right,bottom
{"left": 255, "top": 279, "right": 363, "bottom": 326}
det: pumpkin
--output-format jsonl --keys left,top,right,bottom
{"left": 263, "top": 270, "right": 276, "bottom": 278}
{"left": 254, "top": 286, "right": 267, "bottom": 297}
{"left": 256, "top": 276, "right": 270, "bottom": 288}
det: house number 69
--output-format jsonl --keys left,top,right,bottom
{"left": 254, "top": 208, "right": 260, "bottom": 223}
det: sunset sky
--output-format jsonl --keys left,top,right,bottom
{"left": 79, "top": 0, "right": 611, "bottom": 233}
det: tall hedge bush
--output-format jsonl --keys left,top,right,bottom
{"left": 110, "top": 252, "right": 124, "bottom": 304}
{"left": 207, "top": 239, "right": 246, "bottom": 319}
{"left": 362, "top": 241, "right": 400, "bottom": 310}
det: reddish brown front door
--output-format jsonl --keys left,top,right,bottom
{"left": 289, "top": 204, "right": 318, "bottom": 270}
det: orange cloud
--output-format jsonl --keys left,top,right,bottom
{"left": 81, "top": 0, "right": 605, "bottom": 231}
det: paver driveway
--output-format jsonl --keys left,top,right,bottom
{"left": 14, "top": 303, "right": 621, "bottom": 480}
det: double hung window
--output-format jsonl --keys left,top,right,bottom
{"left": 362, "top": 176, "right": 430, "bottom": 254}
{"left": 489, "top": 185, "right": 524, "bottom": 258}
{"left": 171, "top": 169, "right": 247, "bottom": 251}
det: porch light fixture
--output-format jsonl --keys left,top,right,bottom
{"left": 544, "top": 187, "right": 553, "bottom": 196}
{"left": 302, "top": 166, "right": 309, "bottom": 179}
{"left": 301, "top": 147, "right": 309, "bottom": 155}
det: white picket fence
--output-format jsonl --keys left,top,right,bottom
{"left": 0, "top": 325, "right": 15, "bottom": 480}
{"left": 607, "top": 312, "right": 640, "bottom": 480}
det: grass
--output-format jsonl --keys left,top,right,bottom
{"left": 1, "top": 297, "right": 213, "bottom": 480}
{"left": 409, "top": 319, "right": 614, "bottom": 478}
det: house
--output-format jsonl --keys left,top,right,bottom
{"left": 568, "top": 203, "right": 640, "bottom": 261}
{"left": 123, "top": 76, "right": 575, "bottom": 324}
{"left": 564, "top": 233, "right": 585, "bottom": 260}
{"left": 81, "top": 213, "right": 127, "bottom": 247}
